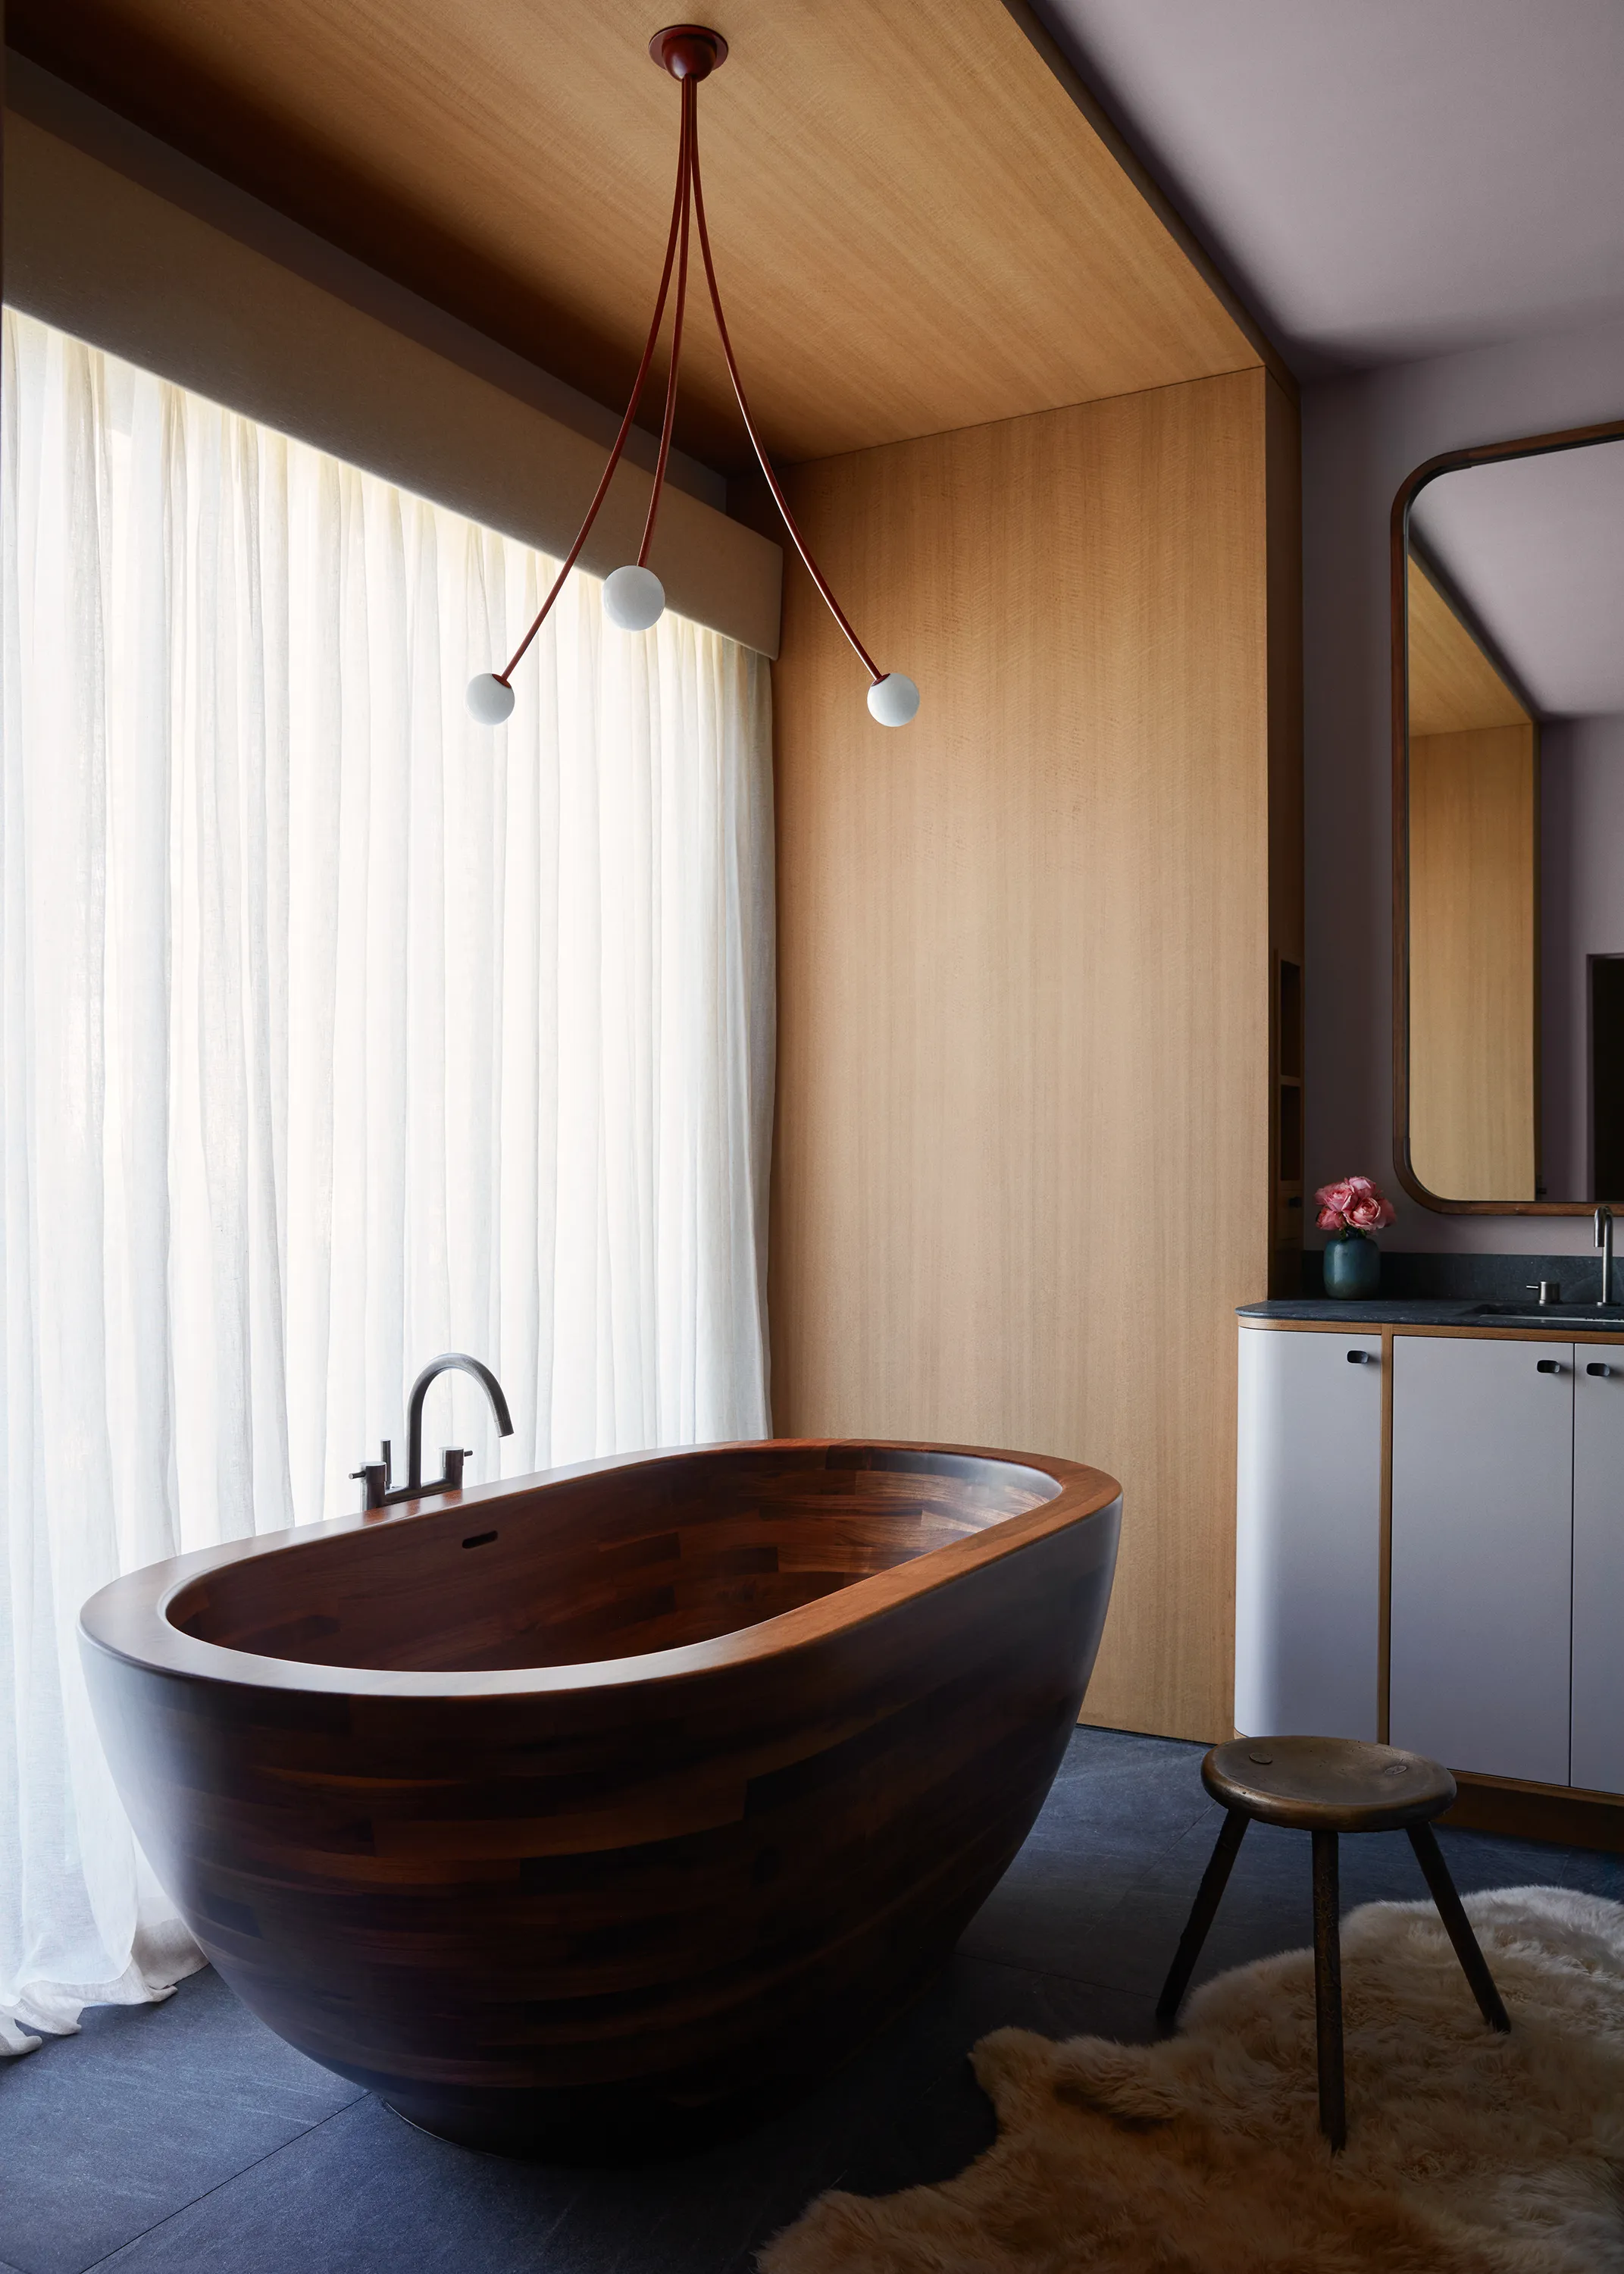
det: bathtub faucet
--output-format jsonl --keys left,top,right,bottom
{"left": 351, "top": 1352, "right": 515, "bottom": 1513}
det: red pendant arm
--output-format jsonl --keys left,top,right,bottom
{"left": 637, "top": 77, "right": 694, "bottom": 568}
{"left": 499, "top": 49, "right": 887, "bottom": 691}
{"left": 498, "top": 90, "right": 693, "bottom": 684}
{"left": 687, "top": 102, "right": 884, "bottom": 684}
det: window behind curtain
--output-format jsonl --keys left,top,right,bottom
{"left": 0, "top": 307, "right": 774, "bottom": 2046}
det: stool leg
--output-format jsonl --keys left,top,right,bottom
{"left": 1406, "top": 1821, "right": 1511, "bottom": 2034}
{"left": 1156, "top": 1809, "right": 1248, "bottom": 2030}
{"left": 1311, "top": 1828, "right": 1346, "bottom": 2150}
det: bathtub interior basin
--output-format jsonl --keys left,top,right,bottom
{"left": 166, "top": 1441, "right": 1064, "bottom": 1674}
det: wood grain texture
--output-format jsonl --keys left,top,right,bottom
{"left": 1407, "top": 561, "right": 1529, "bottom": 736}
{"left": 769, "top": 370, "right": 1295, "bottom": 1743}
{"left": 8, "top": 0, "right": 1259, "bottom": 471}
{"left": 1409, "top": 722, "right": 1538, "bottom": 1201}
{"left": 1266, "top": 375, "right": 1306, "bottom": 1289}
{"left": 79, "top": 1439, "right": 1122, "bottom": 2155}
{"left": 1444, "top": 1771, "right": 1624, "bottom": 1853}
{"left": 1203, "top": 1736, "right": 1457, "bottom": 1834}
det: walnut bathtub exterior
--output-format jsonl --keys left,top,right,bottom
{"left": 80, "top": 1439, "right": 1122, "bottom": 2155}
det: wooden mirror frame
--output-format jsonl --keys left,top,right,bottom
{"left": 1391, "top": 415, "right": 1624, "bottom": 1214}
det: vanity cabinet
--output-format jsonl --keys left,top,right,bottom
{"left": 1388, "top": 1336, "right": 1573, "bottom": 1784}
{"left": 1237, "top": 1317, "right": 1624, "bottom": 1813}
{"left": 1235, "top": 1326, "right": 1382, "bottom": 1740}
{"left": 1572, "top": 1346, "right": 1624, "bottom": 1793}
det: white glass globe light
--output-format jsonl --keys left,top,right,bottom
{"left": 466, "top": 672, "right": 515, "bottom": 725}
{"left": 602, "top": 564, "right": 666, "bottom": 631}
{"left": 866, "top": 672, "right": 920, "bottom": 728}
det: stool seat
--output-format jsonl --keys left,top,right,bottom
{"left": 1203, "top": 1736, "right": 1457, "bottom": 1834}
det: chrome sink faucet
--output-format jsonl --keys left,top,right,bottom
{"left": 352, "top": 1352, "right": 515, "bottom": 1512}
{"left": 1598, "top": 1206, "right": 1615, "bottom": 1307}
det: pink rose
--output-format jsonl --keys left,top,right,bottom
{"left": 1315, "top": 1175, "right": 1395, "bottom": 1236}
{"left": 1344, "top": 1193, "right": 1390, "bottom": 1230}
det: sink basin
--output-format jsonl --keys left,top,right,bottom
{"left": 1468, "top": 1303, "right": 1624, "bottom": 1326}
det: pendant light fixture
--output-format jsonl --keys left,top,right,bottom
{"left": 467, "top": 24, "right": 919, "bottom": 731}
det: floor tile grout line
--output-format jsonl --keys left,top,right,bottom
{"left": 71, "top": 2096, "right": 369, "bottom": 2274}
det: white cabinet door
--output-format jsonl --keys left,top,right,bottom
{"left": 1572, "top": 1343, "right": 1624, "bottom": 1795}
{"left": 1235, "top": 1325, "right": 1384, "bottom": 1739}
{"left": 1390, "top": 1336, "right": 1573, "bottom": 1784}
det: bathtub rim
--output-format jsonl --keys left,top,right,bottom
{"left": 79, "top": 1436, "right": 1122, "bottom": 1701}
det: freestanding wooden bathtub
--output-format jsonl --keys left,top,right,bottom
{"left": 80, "top": 1439, "right": 1121, "bottom": 2156}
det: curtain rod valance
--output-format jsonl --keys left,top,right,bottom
{"left": 2, "top": 109, "right": 784, "bottom": 659}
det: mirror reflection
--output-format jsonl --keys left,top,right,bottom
{"left": 1403, "top": 433, "right": 1624, "bottom": 1205}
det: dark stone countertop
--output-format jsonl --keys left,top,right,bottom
{"left": 1239, "top": 1298, "right": 1624, "bottom": 1331}
{"left": 1240, "top": 1298, "right": 1480, "bottom": 1325}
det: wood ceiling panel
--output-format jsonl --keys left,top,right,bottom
{"left": 1408, "top": 562, "right": 1530, "bottom": 738}
{"left": 10, "top": 0, "right": 1261, "bottom": 469}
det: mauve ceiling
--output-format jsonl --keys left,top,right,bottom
{"left": 1412, "top": 440, "right": 1624, "bottom": 720}
{"left": 1035, "top": 0, "right": 1624, "bottom": 375}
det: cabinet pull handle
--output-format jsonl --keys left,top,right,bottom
{"left": 1536, "top": 1358, "right": 1564, "bottom": 1374}
{"left": 1587, "top": 1361, "right": 1613, "bottom": 1378}
{"left": 1345, "top": 1349, "right": 1373, "bottom": 1364}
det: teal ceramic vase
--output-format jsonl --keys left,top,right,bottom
{"left": 1322, "top": 1233, "right": 1379, "bottom": 1299}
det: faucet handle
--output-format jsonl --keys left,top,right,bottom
{"left": 439, "top": 1447, "right": 473, "bottom": 1492}
{"left": 350, "top": 1439, "right": 395, "bottom": 1512}
{"left": 1525, "top": 1280, "right": 1560, "bottom": 1306}
{"left": 350, "top": 1461, "right": 388, "bottom": 1512}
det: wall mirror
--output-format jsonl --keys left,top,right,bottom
{"left": 1394, "top": 418, "right": 1624, "bottom": 1211}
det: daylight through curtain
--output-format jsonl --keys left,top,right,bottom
{"left": 0, "top": 308, "right": 775, "bottom": 2050}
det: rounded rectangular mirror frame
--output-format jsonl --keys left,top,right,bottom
{"left": 1392, "top": 415, "right": 1624, "bottom": 1214}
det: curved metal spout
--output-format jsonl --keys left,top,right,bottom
{"left": 352, "top": 1353, "right": 515, "bottom": 1512}
{"left": 406, "top": 1353, "right": 514, "bottom": 1492}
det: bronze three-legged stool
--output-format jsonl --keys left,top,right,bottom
{"left": 1156, "top": 1737, "right": 1510, "bottom": 2149}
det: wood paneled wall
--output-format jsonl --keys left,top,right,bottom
{"left": 1409, "top": 723, "right": 1539, "bottom": 1201}
{"left": 1404, "top": 556, "right": 1538, "bottom": 1201}
{"left": 768, "top": 368, "right": 1301, "bottom": 1743}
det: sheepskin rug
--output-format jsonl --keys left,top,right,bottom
{"left": 761, "top": 1887, "right": 1624, "bottom": 2274}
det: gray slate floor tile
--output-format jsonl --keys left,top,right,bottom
{"left": 1, "top": 1969, "right": 362, "bottom": 2274}
{"left": 87, "top": 2097, "right": 582, "bottom": 2274}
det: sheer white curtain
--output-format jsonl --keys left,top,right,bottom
{"left": 0, "top": 309, "right": 774, "bottom": 2052}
